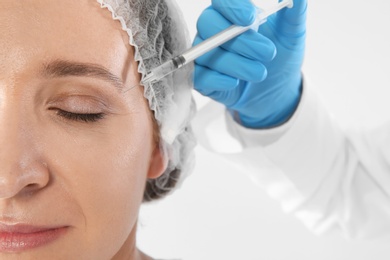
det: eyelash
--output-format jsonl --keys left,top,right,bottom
{"left": 56, "top": 110, "right": 105, "bottom": 123}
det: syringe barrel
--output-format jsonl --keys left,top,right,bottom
{"left": 142, "top": 0, "right": 293, "bottom": 85}
{"left": 182, "top": 25, "right": 250, "bottom": 63}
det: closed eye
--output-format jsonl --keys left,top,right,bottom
{"left": 55, "top": 109, "right": 105, "bottom": 123}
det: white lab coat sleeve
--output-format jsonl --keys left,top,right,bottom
{"left": 193, "top": 77, "right": 390, "bottom": 239}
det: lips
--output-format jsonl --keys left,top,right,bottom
{"left": 0, "top": 223, "right": 68, "bottom": 252}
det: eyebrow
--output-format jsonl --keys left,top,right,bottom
{"left": 40, "top": 59, "right": 125, "bottom": 90}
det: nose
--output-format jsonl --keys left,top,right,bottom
{"left": 0, "top": 110, "right": 50, "bottom": 200}
{"left": 0, "top": 159, "right": 50, "bottom": 199}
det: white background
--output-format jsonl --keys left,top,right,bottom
{"left": 137, "top": 1, "right": 390, "bottom": 259}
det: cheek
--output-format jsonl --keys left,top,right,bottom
{"left": 42, "top": 108, "right": 154, "bottom": 254}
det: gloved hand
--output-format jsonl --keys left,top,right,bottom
{"left": 193, "top": 0, "right": 307, "bottom": 128}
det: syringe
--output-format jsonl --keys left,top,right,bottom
{"left": 141, "top": 0, "right": 293, "bottom": 86}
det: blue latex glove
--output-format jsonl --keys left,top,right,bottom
{"left": 194, "top": 0, "right": 307, "bottom": 128}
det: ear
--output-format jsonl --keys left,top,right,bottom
{"left": 147, "top": 144, "right": 168, "bottom": 179}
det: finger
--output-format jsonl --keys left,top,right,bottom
{"left": 197, "top": 81, "right": 246, "bottom": 108}
{"left": 197, "top": 8, "right": 276, "bottom": 62}
{"left": 194, "top": 35, "right": 268, "bottom": 83}
{"left": 194, "top": 64, "right": 239, "bottom": 92}
{"left": 211, "top": 0, "right": 256, "bottom": 26}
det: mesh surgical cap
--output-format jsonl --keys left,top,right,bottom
{"left": 96, "top": 0, "right": 197, "bottom": 201}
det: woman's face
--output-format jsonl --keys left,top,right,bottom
{"left": 0, "top": 0, "right": 165, "bottom": 259}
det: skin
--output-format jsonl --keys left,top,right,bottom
{"left": 0, "top": 0, "right": 166, "bottom": 259}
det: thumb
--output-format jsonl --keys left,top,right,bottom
{"left": 274, "top": 0, "right": 307, "bottom": 36}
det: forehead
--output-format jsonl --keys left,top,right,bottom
{"left": 0, "top": 0, "right": 131, "bottom": 75}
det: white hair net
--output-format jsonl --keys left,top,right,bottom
{"left": 96, "top": 0, "right": 197, "bottom": 201}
